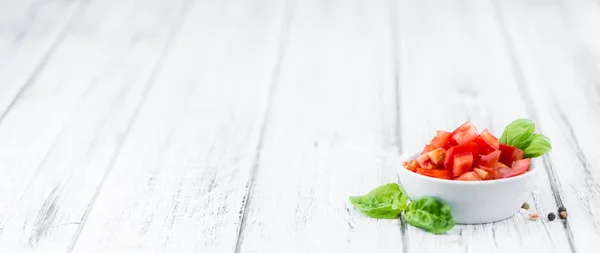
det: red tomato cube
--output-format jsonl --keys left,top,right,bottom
{"left": 422, "top": 131, "right": 452, "bottom": 154}
{"left": 499, "top": 143, "right": 524, "bottom": 166}
{"left": 478, "top": 150, "right": 501, "bottom": 169}
{"left": 452, "top": 153, "right": 474, "bottom": 178}
{"left": 451, "top": 121, "right": 479, "bottom": 145}
{"left": 475, "top": 129, "right": 500, "bottom": 155}
{"left": 444, "top": 142, "right": 479, "bottom": 169}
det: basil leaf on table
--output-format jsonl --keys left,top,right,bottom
{"left": 499, "top": 118, "right": 536, "bottom": 150}
{"left": 349, "top": 183, "right": 409, "bottom": 219}
{"left": 404, "top": 197, "right": 455, "bottom": 234}
{"left": 523, "top": 133, "right": 552, "bottom": 158}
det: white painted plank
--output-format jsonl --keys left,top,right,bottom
{"left": 496, "top": 0, "right": 600, "bottom": 252}
{"left": 235, "top": 0, "right": 403, "bottom": 252}
{"left": 395, "top": 0, "right": 572, "bottom": 252}
{"left": 0, "top": 0, "right": 80, "bottom": 117}
{"left": 69, "top": 0, "right": 287, "bottom": 252}
{"left": 0, "top": 0, "right": 191, "bottom": 251}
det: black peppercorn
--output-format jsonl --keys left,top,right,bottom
{"left": 558, "top": 206, "right": 567, "bottom": 213}
{"left": 548, "top": 212, "right": 556, "bottom": 221}
{"left": 559, "top": 211, "right": 568, "bottom": 219}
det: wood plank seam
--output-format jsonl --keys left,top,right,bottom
{"left": 388, "top": 0, "right": 408, "bottom": 252}
{"left": 233, "top": 1, "right": 295, "bottom": 252}
{"left": 491, "top": 1, "right": 578, "bottom": 252}
{"left": 0, "top": 0, "right": 88, "bottom": 126}
{"left": 63, "top": 0, "right": 198, "bottom": 251}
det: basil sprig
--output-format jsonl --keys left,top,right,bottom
{"left": 349, "top": 183, "right": 409, "bottom": 219}
{"left": 349, "top": 183, "right": 455, "bottom": 234}
{"left": 405, "top": 197, "right": 456, "bottom": 234}
{"left": 499, "top": 118, "right": 552, "bottom": 158}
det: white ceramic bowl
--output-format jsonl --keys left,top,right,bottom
{"left": 397, "top": 152, "right": 539, "bottom": 224}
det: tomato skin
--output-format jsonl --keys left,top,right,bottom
{"left": 494, "top": 158, "right": 530, "bottom": 179}
{"left": 422, "top": 131, "right": 452, "bottom": 154}
{"left": 417, "top": 167, "right": 453, "bottom": 180}
{"left": 499, "top": 143, "right": 524, "bottom": 166}
{"left": 475, "top": 129, "right": 500, "bottom": 155}
{"left": 452, "top": 153, "right": 474, "bottom": 177}
{"left": 456, "top": 171, "right": 482, "bottom": 181}
{"left": 477, "top": 150, "right": 501, "bottom": 169}
{"left": 451, "top": 122, "right": 479, "bottom": 145}
{"left": 444, "top": 142, "right": 479, "bottom": 169}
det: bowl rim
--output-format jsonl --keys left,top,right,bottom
{"left": 399, "top": 152, "right": 540, "bottom": 185}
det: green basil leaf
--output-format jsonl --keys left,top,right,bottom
{"left": 523, "top": 133, "right": 552, "bottom": 158}
{"left": 405, "top": 197, "right": 455, "bottom": 234}
{"left": 349, "top": 183, "right": 409, "bottom": 219}
{"left": 499, "top": 119, "right": 536, "bottom": 150}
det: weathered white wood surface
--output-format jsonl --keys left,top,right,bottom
{"left": 497, "top": 0, "right": 600, "bottom": 252}
{"left": 396, "top": 0, "right": 572, "bottom": 252}
{"left": 0, "top": 0, "right": 598, "bottom": 252}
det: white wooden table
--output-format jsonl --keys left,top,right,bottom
{"left": 0, "top": 0, "right": 599, "bottom": 252}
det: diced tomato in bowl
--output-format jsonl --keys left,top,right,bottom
{"left": 397, "top": 120, "right": 547, "bottom": 224}
{"left": 402, "top": 121, "right": 533, "bottom": 182}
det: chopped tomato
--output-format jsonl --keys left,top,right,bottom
{"left": 474, "top": 168, "right": 491, "bottom": 180}
{"left": 456, "top": 171, "right": 482, "bottom": 181}
{"left": 475, "top": 129, "right": 500, "bottom": 155}
{"left": 494, "top": 158, "right": 530, "bottom": 179}
{"left": 417, "top": 153, "right": 430, "bottom": 168}
{"left": 452, "top": 153, "right": 474, "bottom": 177}
{"left": 403, "top": 160, "right": 419, "bottom": 172}
{"left": 417, "top": 167, "right": 453, "bottom": 180}
{"left": 477, "top": 150, "right": 501, "bottom": 169}
{"left": 451, "top": 121, "right": 479, "bottom": 145}
{"left": 511, "top": 158, "right": 531, "bottom": 175}
{"left": 426, "top": 148, "right": 446, "bottom": 166}
{"left": 444, "top": 142, "right": 479, "bottom": 169}
{"left": 422, "top": 131, "right": 452, "bottom": 154}
{"left": 499, "top": 143, "right": 524, "bottom": 166}
{"left": 497, "top": 162, "right": 509, "bottom": 168}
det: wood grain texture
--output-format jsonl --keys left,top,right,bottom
{"left": 496, "top": 0, "right": 600, "bottom": 252}
{"left": 395, "top": 0, "right": 572, "bottom": 252}
{"left": 69, "top": 0, "right": 288, "bottom": 252}
{"left": 235, "top": 0, "right": 404, "bottom": 252}
{"left": 0, "top": 0, "right": 192, "bottom": 251}
{"left": 0, "top": 0, "right": 81, "bottom": 121}
{"left": 0, "top": 0, "right": 598, "bottom": 252}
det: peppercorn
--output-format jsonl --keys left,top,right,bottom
{"left": 558, "top": 206, "right": 567, "bottom": 213}
{"left": 547, "top": 212, "right": 556, "bottom": 221}
{"left": 521, "top": 202, "right": 530, "bottom": 210}
{"left": 559, "top": 211, "right": 568, "bottom": 219}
